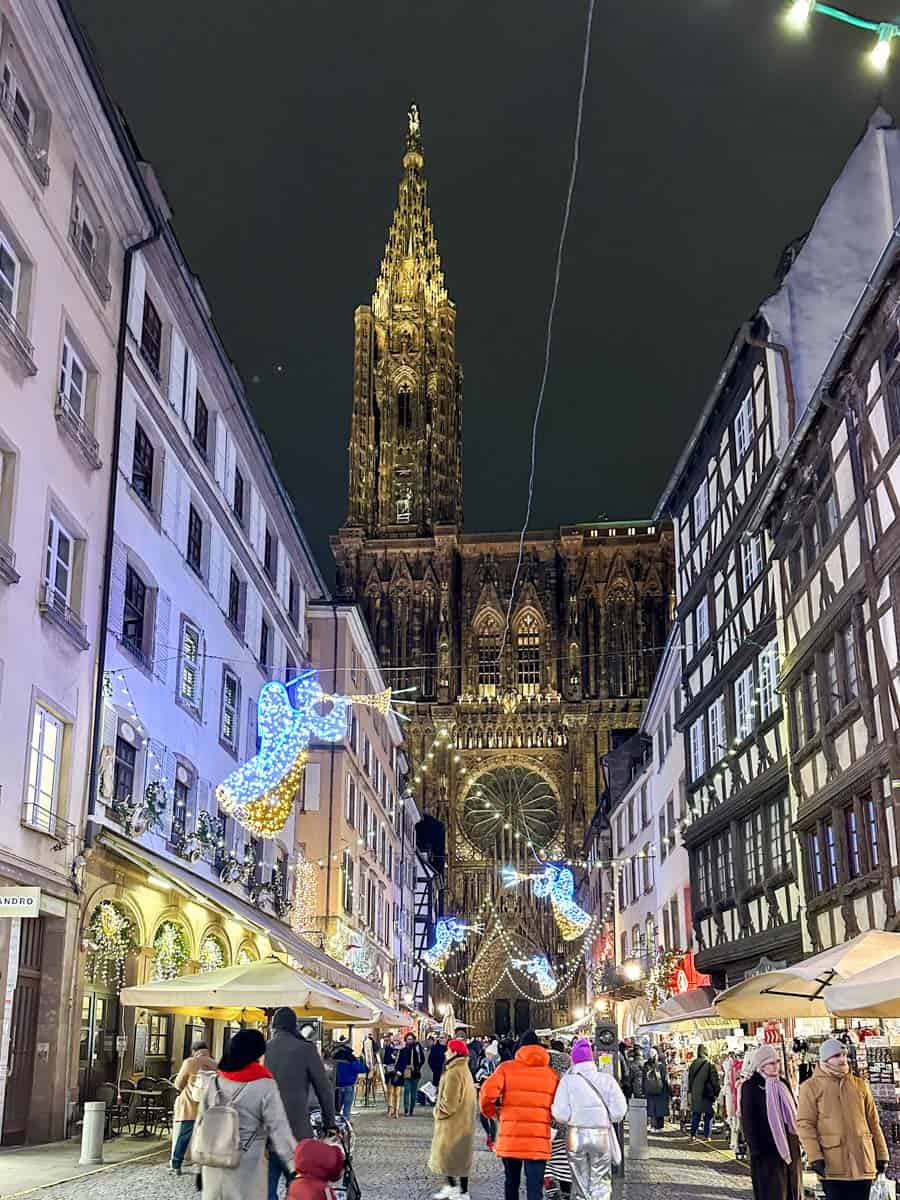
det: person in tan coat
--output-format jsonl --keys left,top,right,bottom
{"left": 428, "top": 1040, "right": 478, "bottom": 1200}
{"left": 171, "top": 1039, "right": 217, "bottom": 1174}
{"left": 796, "top": 1038, "right": 888, "bottom": 1200}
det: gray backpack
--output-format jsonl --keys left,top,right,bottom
{"left": 190, "top": 1078, "right": 252, "bottom": 1169}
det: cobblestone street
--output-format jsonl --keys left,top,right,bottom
{"left": 29, "top": 1106, "right": 755, "bottom": 1200}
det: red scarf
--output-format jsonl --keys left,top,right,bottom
{"left": 219, "top": 1063, "right": 272, "bottom": 1082}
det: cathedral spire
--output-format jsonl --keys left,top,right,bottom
{"left": 373, "top": 104, "right": 447, "bottom": 320}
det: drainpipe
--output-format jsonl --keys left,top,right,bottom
{"left": 744, "top": 328, "right": 797, "bottom": 437}
{"left": 84, "top": 224, "right": 162, "bottom": 853}
{"left": 324, "top": 603, "right": 339, "bottom": 935}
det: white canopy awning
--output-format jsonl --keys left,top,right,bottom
{"left": 825, "top": 953, "right": 900, "bottom": 1018}
{"left": 636, "top": 1007, "right": 739, "bottom": 1037}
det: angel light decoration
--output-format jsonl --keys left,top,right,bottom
{"left": 422, "top": 917, "right": 481, "bottom": 972}
{"left": 512, "top": 953, "right": 558, "bottom": 997}
{"left": 503, "top": 862, "right": 592, "bottom": 941}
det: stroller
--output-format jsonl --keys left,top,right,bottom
{"left": 310, "top": 1109, "right": 361, "bottom": 1200}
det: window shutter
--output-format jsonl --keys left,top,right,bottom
{"left": 100, "top": 702, "right": 118, "bottom": 755}
{"left": 247, "top": 695, "right": 258, "bottom": 757}
{"left": 304, "top": 763, "right": 321, "bottom": 812}
{"left": 154, "top": 589, "right": 171, "bottom": 683}
{"left": 161, "top": 451, "right": 178, "bottom": 537}
{"left": 214, "top": 412, "right": 227, "bottom": 488}
{"left": 109, "top": 536, "right": 128, "bottom": 644}
{"left": 209, "top": 527, "right": 224, "bottom": 612}
{"left": 225, "top": 437, "right": 236, "bottom": 504}
{"left": 176, "top": 472, "right": 189, "bottom": 557}
{"left": 126, "top": 252, "right": 146, "bottom": 340}
{"left": 162, "top": 750, "right": 177, "bottom": 837}
{"left": 249, "top": 487, "right": 261, "bottom": 557}
{"left": 183, "top": 354, "right": 198, "bottom": 432}
{"left": 245, "top": 588, "right": 260, "bottom": 659}
{"left": 148, "top": 738, "right": 168, "bottom": 829}
{"left": 168, "top": 329, "right": 185, "bottom": 411}
{"left": 118, "top": 385, "right": 137, "bottom": 480}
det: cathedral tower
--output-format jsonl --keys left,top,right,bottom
{"left": 345, "top": 105, "right": 463, "bottom": 537}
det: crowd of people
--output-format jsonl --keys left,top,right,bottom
{"left": 161, "top": 1019, "right": 893, "bottom": 1200}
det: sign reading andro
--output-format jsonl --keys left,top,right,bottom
{"left": 0, "top": 888, "right": 40, "bottom": 917}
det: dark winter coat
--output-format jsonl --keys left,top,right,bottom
{"left": 642, "top": 1058, "right": 669, "bottom": 1121}
{"left": 429, "top": 1042, "right": 447, "bottom": 1085}
{"left": 740, "top": 1072, "right": 802, "bottom": 1200}
{"left": 265, "top": 1015, "right": 335, "bottom": 1140}
{"left": 687, "top": 1054, "right": 720, "bottom": 1116}
{"left": 396, "top": 1042, "right": 425, "bottom": 1080}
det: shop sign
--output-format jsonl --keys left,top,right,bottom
{"left": 0, "top": 887, "right": 40, "bottom": 917}
{"left": 668, "top": 951, "right": 711, "bottom": 994}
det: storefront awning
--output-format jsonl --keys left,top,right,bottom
{"left": 99, "top": 832, "right": 392, "bottom": 1001}
{"left": 334, "top": 990, "right": 408, "bottom": 1028}
{"left": 825, "top": 953, "right": 900, "bottom": 1018}
{"left": 636, "top": 1007, "right": 740, "bottom": 1037}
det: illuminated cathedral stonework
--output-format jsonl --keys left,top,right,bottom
{"left": 332, "top": 109, "right": 675, "bottom": 1031}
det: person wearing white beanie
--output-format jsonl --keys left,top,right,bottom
{"left": 797, "top": 1038, "right": 888, "bottom": 1199}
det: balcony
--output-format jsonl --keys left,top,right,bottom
{"left": 118, "top": 633, "right": 151, "bottom": 671}
{"left": 69, "top": 222, "right": 111, "bottom": 303}
{"left": 0, "top": 301, "right": 36, "bottom": 375}
{"left": 21, "top": 801, "right": 76, "bottom": 850}
{"left": 0, "top": 537, "right": 18, "bottom": 584}
{"left": 0, "top": 84, "right": 49, "bottom": 186}
{"left": 38, "top": 583, "right": 89, "bottom": 650}
{"left": 55, "top": 394, "right": 102, "bottom": 470}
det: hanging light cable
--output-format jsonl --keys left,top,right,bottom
{"left": 782, "top": 1, "right": 899, "bottom": 70}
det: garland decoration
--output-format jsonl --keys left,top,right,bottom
{"left": 85, "top": 901, "right": 135, "bottom": 991}
{"left": 199, "top": 934, "right": 226, "bottom": 973}
{"left": 153, "top": 921, "right": 189, "bottom": 980}
{"left": 785, "top": 2, "right": 899, "bottom": 70}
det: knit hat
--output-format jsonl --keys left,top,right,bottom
{"left": 484, "top": 1040, "right": 500, "bottom": 1060}
{"left": 753, "top": 1045, "right": 780, "bottom": 1071}
{"left": 820, "top": 1037, "right": 845, "bottom": 1063}
{"left": 571, "top": 1038, "right": 594, "bottom": 1064}
{"left": 448, "top": 1038, "right": 468, "bottom": 1057}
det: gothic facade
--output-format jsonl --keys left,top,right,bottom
{"left": 333, "top": 110, "right": 674, "bottom": 1032}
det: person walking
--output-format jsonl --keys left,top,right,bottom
{"left": 468, "top": 1037, "right": 484, "bottom": 1079}
{"left": 476, "top": 1039, "right": 500, "bottom": 1150}
{"left": 480, "top": 1030, "right": 560, "bottom": 1200}
{"left": 548, "top": 1039, "right": 572, "bottom": 1079}
{"left": 170, "top": 1039, "right": 217, "bottom": 1174}
{"left": 429, "top": 1039, "right": 478, "bottom": 1200}
{"left": 330, "top": 1041, "right": 368, "bottom": 1120}
{"left": 551, "top": 1038, "right": 628, "bottom": 1200}
{"left": 688, "top": 1044, "right": 720, "bottom": 1141}
{"left": 384, "top": 1034, "right": 403, "bottom": 1118}
{"left": 740, "top": 1045, "right": 802, "bottom": 1200}
{"left": 395, "top": 1031, "right": 425, "bottom": 1116}
{"left": 797, "top": 1038, "right": 888, "bottom": 1200}
{"left": 429, "top": 1034, "right": 448, "bottom": 1092}
{"left": 194, "top": 1029, "right": 296, "bottom": 1200}
{"left": 642, "top": 1048, "right": 669, "bottom": 1131}
{"left": 265, "top": 1008, "right": 336, "bottom": 1200}
{"left": 625, "top": 1046, "right": 645, "bottom": 1100}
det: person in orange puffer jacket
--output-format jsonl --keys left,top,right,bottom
{"left": 480, "top": 1031, "right": 560, "bottom": 1200}
{"left": 287, "top": 1139, "right": 345, "bottom": 1200}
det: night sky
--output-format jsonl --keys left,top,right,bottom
{"left": 72, "top": 0, "right": 899, "bottom": 577}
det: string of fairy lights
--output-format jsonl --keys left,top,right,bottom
{"left": 784, "top": 1, "right": 900, "bottom": 69}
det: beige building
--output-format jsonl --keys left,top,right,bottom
{"left": 303, "top": 601, "right": 408, "bottom": 1006}
{"left": 0, "top": 0, "right": 144, "bottom": 1143}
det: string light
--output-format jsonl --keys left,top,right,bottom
{"left": 782, "top": 1, "right": 899, "bottom": 70}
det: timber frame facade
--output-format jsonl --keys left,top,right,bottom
{"left": 758, "top": 262, "right": 900, "bottom": 952}
{"left": 656, "top": 325, "right": 803, "bottom": 988}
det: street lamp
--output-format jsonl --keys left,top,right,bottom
{"left": 623, "top": 959, "right": 642, "bottom": 982}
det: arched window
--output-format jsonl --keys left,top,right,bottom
{"left": 516, "top": 612, "right": 541, "bottom": 696}
{"left": 397, "top": 386, "right": 412, "bottom": 430}
{"left": 477, "top": 617, "right": 501, "bottom": 698}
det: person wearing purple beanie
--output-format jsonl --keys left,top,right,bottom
{"left": 551, "top": 1039, "right": 627, "bottom": 1200}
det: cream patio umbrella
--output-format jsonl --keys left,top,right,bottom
{"left": 825, "top": 954, "right": 900, "bottom": 1018}
{"left": 120, "top": 956, "right": 374, "bottom": 1022}
{"left": 715, "top": 931, "right": 900, "bottom": 1019}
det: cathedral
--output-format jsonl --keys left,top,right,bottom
{"left": 332, "top": 108, "right": 675, "bottom": 1033}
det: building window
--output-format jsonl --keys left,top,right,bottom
{"left": 734, "top": 388, "right": 754, "bottom": 461}
{"left": 824, "top": 642, "right": 840, "bottom": 721}
{"left": 824, "top": 819, "right": 838, "bottom": 889}
{"left": 24, "top": 705, "right": 63, "bottom": 829}
{"left": 768, "top": 796, "right": 790, "bottom": 876}
{"left": 659, "top": 813, "right": 668, "bottom": 863}
{"left": 707, "top": 695, "right": 726, "bottom": 764}
{"left": 692, "top": 478, "right": 709, "bottom": 535}
{"left": 689, "top": 717, "right": 706, "bottom": 781}
{"left": 788, "top": 537, "right": 804, "bottom": 592}
{"left": 233, "top": 467, "right": 244, "bottom": 523}
{"left": 186, "top": 505, "right": 203, "bottom": 575}
{"left": 740, "top": 534, "right": 764, "bottom": 590}
{"left": 397, "top": 387, "right": 412, "bottom": 429}
{"left": 122, "top": 565, "right": 147, "bottom": 662}
{"left": 45, "top": 514, "right": 74, "bottom": 609}
{"left": 289, "top": 573, "right": 299, "bottom": 625}
{"left": 345, "top": 777, "right": 356, "bottom": 827}
{"left": 179, "top": 620, "right": 202, "bottom": 708}
{"left": 818, "top": 482, "right": 839, "bottom": 545}
{"left": 147, "top": 1014, "right": 170, "bottom": 1058}
{"left": 694, "top": 595, "right": 709, "bottom": 651}
{"left": 842, "top": 623, "right": 859, "bottom": 701}
{"left": 716, "top": 831, "right": 733, "bottom": 898}
{"left": 0, "top": 232, "right": 18, "bottom": 315}
{"left": 264, "top": 527, "right": 275, "bottom": 581}
{"left": 139, "top": 295, "right": 162, "bottom": 379}
{"left": 477, "top": 619, "right": 501, "bottom": 698}
{"left": 113, "top": 733, "right": 135, "bottom": 803}
{"left": 743, "top": 810, "right": 764, "bottom": 888}
{"left": 221, "top": 669, "right": 240, "bottom": 750}
{"left": 259, "top": 617, "right": 270, "bottom": 669}
{"left": 132, "top": 422, "right": 154, "bottom": 508}
{"left": 865, "top": 798, "right": 880, "bottom": 869}
{"left": 171, "top": 777, "right": 188, "bottom": 844}
{"left": 640, "top": 784, "right": 650, "bottom": 827}
{"left": 845, "top": 805, "right": 861, "bottom": 878}
{"left": 228, "top": 568, "right": 243, "bottom": 631}
{"left": 59, "top": 338, "right": 87, "bottom": 418}
{"left": 808, "top": 828, "right": 826, "bottom": 895}
{"left": 516, "top": 613, "right": 541, "bottom": 695}
{"left": 193, "top": 391, "right": 209, "bottom": 456}
{"left": 758, "top": 639, "right": 780, "bottom": 721}
{"left": 696, "top": 844, "right": 712, "bottom": 908}
{"left": 342, "top": 849, "right": 354, "bottom": 914}
{"left": 734, "top": 664, "right": 755, "bottom": 741}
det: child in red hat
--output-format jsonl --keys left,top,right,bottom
{"left": 287, "top": 1139, "right": 345, "bottom": 1200}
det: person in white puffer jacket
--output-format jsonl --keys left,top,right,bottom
{"left": 551, "top": 1039, "right": 628, "bottom": 1200}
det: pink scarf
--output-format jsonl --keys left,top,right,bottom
{"left": 764, "top": 1074, "right": 798, "bottom": 1164}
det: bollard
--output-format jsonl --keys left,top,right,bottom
{"left": 79, "top": 1100, "right": 106, "bottom": 1165}
{"left": 627, "top": 1096, "right": 649, "bottom": 1159}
